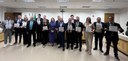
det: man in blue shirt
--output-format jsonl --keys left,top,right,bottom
{"left": 26, "top": 16, "right": 37, "bottom": 47}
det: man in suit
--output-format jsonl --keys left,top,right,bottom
{"left": 74, "top": 16, "right": 85, "bottom": 51}
{"left": 55, "top": 16, "right": 61, "bottom": 45}
{"left": 104, "top": 16, "right": 124, "bottom": 60}
{"left": 26, "top": 16, "right": 37, "bottom": 47}
{"left": 36, "top": 14, "right": 43, "bottom": 43}
{"left": 14, "top": 15, "right": 23, "bottom": 45}
{"left": 56, "top": 18, "right": 65, "bottom": 51}
{"left": 93, "top": 17, "right": 104, "bottom": 52}
{"left": 42, "top": 15, "right": 49, "bottom": 47}
{"left": 65, "top": 18, "right": 75, "bottom": 50}
{"left": 2, "top": 16, "right": 14, "bottom": 47}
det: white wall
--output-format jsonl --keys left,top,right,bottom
{"left": 0, "top": 7, "right": 6, "bottom": 21}
{"left": 9, "top": 8, "right": 120, "bottom": 23}
{"left": 118, "top": 8, "right": 128, "bottom": 33}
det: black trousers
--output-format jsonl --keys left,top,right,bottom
{"left": 66, "top": 32, "right": 74, "bottom": 49}
{"left": 37, "top": 30, "right": 42, "bottom": 42}
{"left": 105, "top": 35, "right": 118, "bottom": 56}
{"left": 14, "top": 28, "right": 23, "bottom": 44}
{"left": 75, "top": 32, "right": 82, "bottom": 50}
{"left": 27, "top": 30, "right": 36, "bottom": 46}
{"left": 42, "top": 30, "right": 49, "bottom": 45}
{"left": 23, "top": 28, "right": 28, "bottom": 45}
{"left": 94, "top": 32, "right": 104, "bottom": 50}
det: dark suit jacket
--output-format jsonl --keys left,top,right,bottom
{"left": 104, "top": 22, "right": 124, "bottom": 41}
{"left": 41, "top": 19, "right": 49, "bottom": 31}
{"left": 56, "top": 22, "right": 66, "bottom": 32}
{"left": 65, "top": 23, "right": 75, "bottom": 31}
{"left": 14, "top": 19, "right": 24, "bottom": 29}
{"left": 74, "top": 22, "right": 85, "bottom": 33}
{"left": 27, "top": 20, "right": 37, "bottom": 32}
{"left": 35, "top": 18, "right": 43, "bottom": 31}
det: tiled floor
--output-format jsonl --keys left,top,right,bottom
{"left": 0, "top": 36, "right": 127, "bottom": 61}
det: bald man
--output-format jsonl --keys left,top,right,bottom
{"left": 26, "top": 16, "right": 37, "bottom": 47}
{"left": 93, "top": 17, "right": 104, "bottom": 52}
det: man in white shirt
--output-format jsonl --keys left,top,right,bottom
{"left": 14, "top": 15, "right": 23, "bottom": 45}
{"left": 93, "top": 17, "right": 104, "bottom": 52}
{"left": 2, "top": 16, "right": 14, "bottom": 47}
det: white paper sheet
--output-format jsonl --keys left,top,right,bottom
{"left": 59, "top": 27, "right": 64, "bottom": 32}
{"left": 14, "top": 23, "right": 20, "bottom": 28}
{"left": 43, "top": 26, "right": 48, "bottom": 30}
{"left": 109, "top": 26, "right": 118, "bottom": 32}
{"left": 75, "top": 27, "right": 81, "bottom": 32}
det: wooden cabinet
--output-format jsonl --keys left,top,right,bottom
{"left": 0, "top": 33, "right": 4, "bottom": 42}
{"left": 118, "top": 34, "right": 128, "bottom": 55}
{"left": 118, "top": 39, "right": 128, "bottom": 55}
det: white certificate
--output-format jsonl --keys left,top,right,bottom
{"left": 43, "top": 26, "right": 48, "bottom": 30}
{"left": 59, "top": 27, "right": 64, "bottom": 32}
{"left": 51, "top": 30, "right": 54, "bottom": 32}
{"left": 109, "top": 26, "right": 118, "bottom": 32}
{"left": 14, "top": 23, "right": 20, "bottom": 28}
{"left": 76, "top": 27, "right": 81, "bottom": 32}
{"left": 96, "top": 25, "right": 102, "bottom": 30}
{"left": 68, "top": 26, "right": 73, "bottom": 30}
{"left": 22, "top": 22, "right": 27, "bottom": 27}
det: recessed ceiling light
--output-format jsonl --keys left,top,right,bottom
{"left": 92, "top": 0, "right": 102, "bottom": 2}
{"left": 57, "top": 0, "right": 69, "bottom": 3}
{"left": 23, "top": 0, "right": 35, "bottom": 2}
{"left": 82, "top": 6, "right": 91, "bottom": 8}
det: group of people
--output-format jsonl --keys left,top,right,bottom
{"left": 2, "top": 14, "right": 124, "bottom": 60}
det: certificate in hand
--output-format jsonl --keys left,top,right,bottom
{"left": 109, "top": 26, "right": 118, "bottom": 32}
{"left": 22, "top": 22, "right": 27, "bottom": 27}
{"left": 14, "top": 23, "right": 20, "bottom": 28}
{"left": 76, "top": 27, "right": 81, "bottom": 32}
{"left": 59, "top": 27, "right": 64, "bottom": 32}
{"left": 96, "top": 25, "right": 102, "bottom": 30}
{"left": 43, "top": 26, "right": 48, "bottom": 30}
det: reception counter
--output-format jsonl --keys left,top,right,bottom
{"left": 0, "top": 33, "right": 4, "bottom": 42}
{"left": 118, "top": 34, "right": 128, "bottom": 55}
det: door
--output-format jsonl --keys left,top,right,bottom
{"left": 104, "top": 13, "right": 114, "bottom": 23}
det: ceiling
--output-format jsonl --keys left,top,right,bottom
{"left": 0, "top": 0, "right": 128, "bottom": 9}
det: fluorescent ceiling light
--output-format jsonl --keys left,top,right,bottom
{"left": 57, "top": 0, "right": 69, "bottom": 3}
{"left": 92, "top": 0, "right": 102, "bottom": 2}
{"left": 23, "top": 0, "right": 35, "bottom": 2}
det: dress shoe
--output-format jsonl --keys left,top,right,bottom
{"left": 100, "top": 50, "right": 104, "bottom": 53}
{"left": 74, "top": 47, "right": 78, "bottom": 49}
{"left": 115, "top": 56, "right": 120, "bottom": 60}
{"left": 104, "top": 52, "right": 109, "bottom": 56}
{"left": 93, "top": 48, "right": 97, "bottom": 50}
{"left": 27, "top": 45, "right": 30, "bottom": 48}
